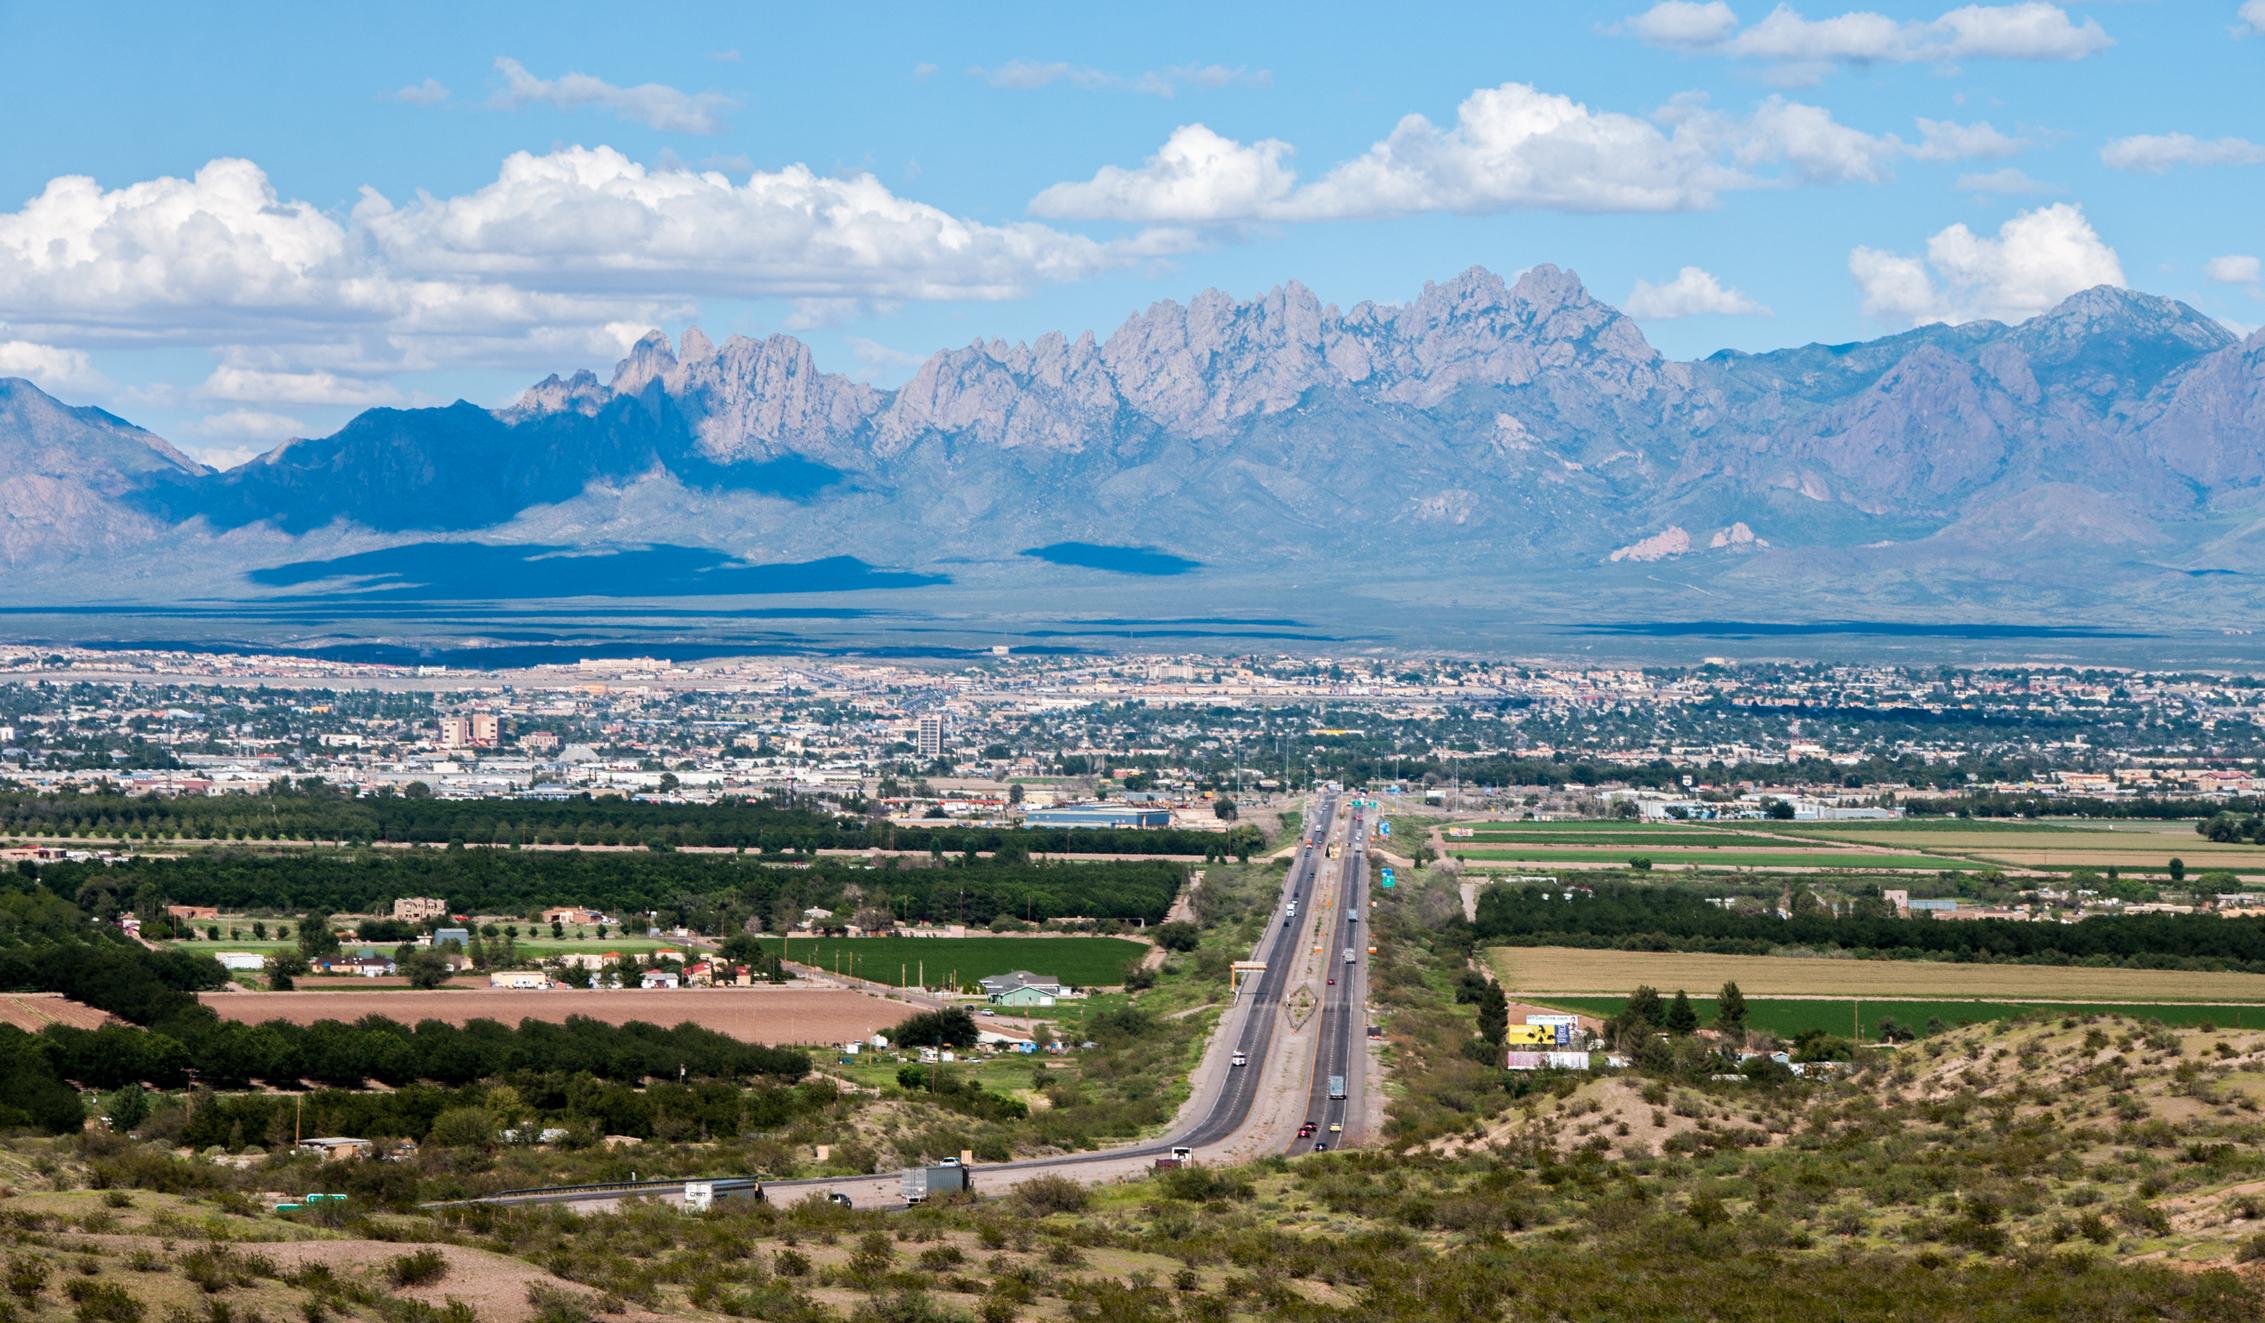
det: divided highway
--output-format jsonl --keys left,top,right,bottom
{"left": 1289, "top": 797, "right": 1371, "bottom": 1151}
{"left": 448, "top": 791, "right": 1371, "bottom": 1212}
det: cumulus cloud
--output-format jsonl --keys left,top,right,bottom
{"left": 2206, "top": 254, "right": 2262, "bottom": 291}
{"left": 361, "top": 145, "right": 1127, "bottom": 301}
{"left": 1850, "top": 202, "right": 2124, "bottom": 325}
{"left": 0, "top": 149, "right": 1151, "bottom": 409}
{"left": 199, "top": 364, "right": 401, "bottom": 407}
{"left": 968, "top": 61, "right": 1270, "bottom": 97}
{"left": 1622, "top": 2, "right": 2110, "bottom": 69}
{"left": 391, "top": 78, "right": 449, "bottom": 106}
{"left": 1041, "top": 84, "right": 1746, "bottom": 222}
{"left": 1623, "top": 267, "right": 1771, "bottom": 319}
{"left": 2100, "top": 133, "right": 2265, "bottom": 172}
{"left": 489, "top": 57, "right": 737, "bottom": 134}
{"left": 1037, "top": 85, "right": 2018, "bottom": 223}
{"left": 1735, "top": 96, "right": 1901, "bottom": 182}
{"left": 1031, "top": 125, "right": 1297, "bottom": 221}
{"left": 2244, "top": 0, "right": 2265, "bottom": 35}
{"left": 0, "top": 340, "right": 106, "bottom": 393}
{"left": 1955, "top": 166, "right": 2052, "bottom": 194}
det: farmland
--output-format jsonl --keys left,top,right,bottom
{"left": 760, "top": 934, "right": 1148, "bottom": 988}
{"left": 1436, "top": 815, "right": 2265, "bottom": 875}
{"left": 1488, "top": 944, "right": 2265, "bottom": 1003}
{"left": 1434, "top": 817, "right": 1982, "bottom": 872}
{"left": 1451, "top": 846, "right": 1985, "bottom": 870}
{"left": 198, "top": 986, "right": 920, "bottom": 1045}
{"left": 1517, "top": 995, "right": 2265, "bottom": 1039}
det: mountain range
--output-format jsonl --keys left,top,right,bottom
{"left": 5, "top": 264, "right": 2264, "bottom": 644}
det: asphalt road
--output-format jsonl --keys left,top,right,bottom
{"left": 1287, "top": 798, "right": 1372, "bottom": 1152}
{"left": 446, "top": 792, "right": 1367, "bottom": 1213}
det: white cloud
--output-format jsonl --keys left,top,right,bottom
{"left": 912, "top": 62, "right": 939, "bottom": 79}
{"left": 1036, "top": 83, "right": 1748, "bottom": 224}
{"left": 1736, "top": 96, "right": 1900, "bottom": 182}
{"left": 0, "top": 145, "right": 1161, "bottom": 419}
{"left": 361, "top": 145, "right": 1128, "bottom": 301}
{"left": 488, "top": 57, "right": 736, "bottom": 134}
{"left": 200, "top": 365, "right": 401, "bottom": 407}
{"left": 391, "top": 78, "right": 449, "bottom": 106}
{"left": 969, "top": 61, "right": 1270, "bottom": 97}
{"left": 1910, "top": 118, "right": 2023, "bottom": 161}
{"left": 2243, "top": 0, "right": 2265, "bottom": 36}
{"left": 1286, "top": 83, "right": 1741, "bottom": 218}
{"left": 1031, "top": 125, "right": 1297, "bottom": 221}
{"left": 1621, "top": 2, "right": 1740, "bottom": 45}
{"left": 1955, "top": 166, "right": 2052, "bottom": 194}
{"left": 1623, "top": 267, "right": 1771, "bottom": 318}
{"left": 1625, "top": 2, "right": 2111, "bottom": 69}
{"left": 189, "top": 408, "right": 307, "bottom": 442}
{"left": 0, "top": 340, "right": 106, "bottom": 393}
{"left": 2100, "top": 133, "right": 2265, "bottom": 172}
{"left": 1036, "top": 85, "right": 2024, "bottom": 224}
{"left": 1850, "top": 202, "right": 2124, "bottom": 325}
{"left": 2206, "top": 254, "right": 2262, "bottom": 290}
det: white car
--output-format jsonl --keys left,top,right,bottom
{"left": 1230, "top": 1051, "right": 1249, "bottom": 1068}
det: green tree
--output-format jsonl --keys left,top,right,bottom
{"left": 401, "top": 948, "right": 454, "bottom": 990}
{"left": 1715, "top": 980, "right": 1747, "bottom": 1040}
{"left": 1665, "top": 990, "right": 1699, "bottom": 1035}
{"left": 297, "top": 912, "right": 340, "bottom": 961}
{"left": 2169, "top": 856, "right": 2186, "bottom": 883}
{"left": 1623, "top": 985, "right": 1664, "bottom": 1027}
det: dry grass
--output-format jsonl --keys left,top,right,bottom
{"left": 1489, "top": 945, "right": 2265, "bottom": 1003}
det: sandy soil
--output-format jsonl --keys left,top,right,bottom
{"left": 0, "top": 992, "right": 113, "bottom": 1031}
{"left": 198, "top": 986, "right": 922, "bottom": 1044}
{"left": 251, "top": 1239, "right": 636, "bottom": 1323}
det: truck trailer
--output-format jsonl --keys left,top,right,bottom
{"left": 901, "top": 1160, "right": 972, "bottom": 1203}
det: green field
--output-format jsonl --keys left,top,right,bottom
{"left": 1526, "top": 995, "right": 2265, "bottom": 1040}
{"left": 1451, "top": 847, "right": 1983, "bottom": 870}
{"left": 1452, "top": 830, "right": 1793, "bottom": 846}
{"left": 761, "top": 935, "right": 1148, "bottom": 989}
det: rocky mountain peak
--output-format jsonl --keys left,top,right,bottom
{"left": 610, "top": 330, "right": 678, "bottom": 395}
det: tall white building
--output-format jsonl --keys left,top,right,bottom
{"left": 917, "top": 712, "right": 945, "bottom": 760}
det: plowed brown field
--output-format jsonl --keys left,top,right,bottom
{"left": 198, "top": 986, "right": 919, "bottom": 1044}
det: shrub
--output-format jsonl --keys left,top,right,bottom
{"left": 1008, "top": 1175, "right": 1089, "bottom": 1217}
{"left": 386, "top": 1250, "right": 448, "bottom": 1288}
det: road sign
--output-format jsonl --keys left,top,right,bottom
{"left": 1380, "top": 867, "right": 1397, "bottom": 889}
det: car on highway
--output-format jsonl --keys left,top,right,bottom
{"left": 1328, "top": 1122, "right": 1342, "bottom": 1134}
{"left": 826, "top": 1192, "right": 853, "bottom": 1208}
{"left": 1230, "top": 1051, "right": 1248, "bottom": 1068}
{"left": 1312, "top": 1141, "right": 1328, "bottom": 1151}
{"left": 1297, "top": 1121, "right": 1315, "bottom": 1138}
{"left": 1327, "top": 976, "right": 1335, "bottom": 985}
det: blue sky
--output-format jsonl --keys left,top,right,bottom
{"left": 2, "top": 1, "right": 2261, "bottom": 465}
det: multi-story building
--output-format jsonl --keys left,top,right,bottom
{"left": 437, "top": 715, "right": 471, "bottom": 749}
{"left": 470, "top": 712, "right": 500, "bottom": 747}
{"left": 917, "top": 712, "right": 945, "bottom": 760}
{"left": 392, "top": 896, "right": 449, "bottom": 923}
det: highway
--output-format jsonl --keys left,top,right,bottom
{"left": 443, "top": 790, "right": 1371, "bottom": 1213}
{"left": 1288, "top": 797, "right": 1371, "bottom": 1151}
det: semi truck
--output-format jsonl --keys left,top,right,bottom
{"left": 1152, "top": 1146, "right": 1195, "bottom": 1170}
{"left": 1328, "top": 1075, "right": 1347, "bottom": 1100}
{"left": 901, "top": 1159, "right": 971, "bottom": 1203}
